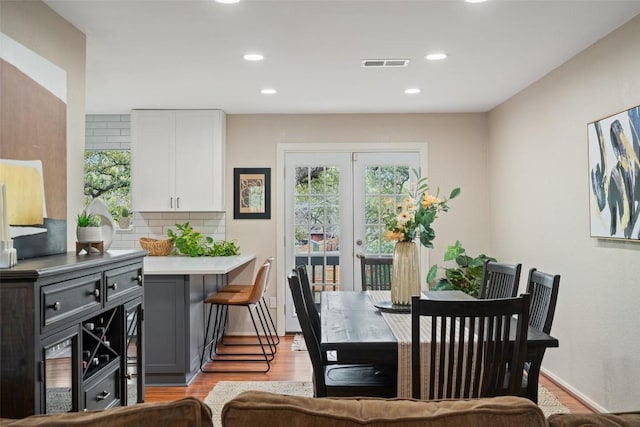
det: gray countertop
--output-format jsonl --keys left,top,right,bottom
{"left": 143, "top": 254, "right": 255, "bottom": 275}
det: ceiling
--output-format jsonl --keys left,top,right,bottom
{"left": 44, "top": 0, "right": 640, "bottom": 115}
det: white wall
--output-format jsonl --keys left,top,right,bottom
{"left": 0, "top": 0, "right": 86, "bottom": 249}
{"left": 489, "top": 14, "right": 640, "bottom": 412}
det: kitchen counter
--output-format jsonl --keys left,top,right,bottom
{"left": 143, "top": 254, "right": 255, "bottom": 275}
{"left": 142, "top": 253, "right": 256, "bottom": 386}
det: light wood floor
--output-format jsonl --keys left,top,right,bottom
{"left": 144, "top": 335, "right": 594, "bottom": 414}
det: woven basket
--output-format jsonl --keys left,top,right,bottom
{"left": 139, "top": 237, "right": 174, "bottom": 256}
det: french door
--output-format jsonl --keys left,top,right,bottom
{"left": 283, "top": 148, "right": 420, "bottom": 332}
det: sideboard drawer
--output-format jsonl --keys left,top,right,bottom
{"left": 42, "top": 273, "right": 102, "bottom": 332}
{"left": 84, "top": 362, "right": 121, "bottom": 411}
{"left": 105, "top": 263, "right": 143, "bottom": 306}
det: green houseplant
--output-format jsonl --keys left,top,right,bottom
{"left": 76, "top": 212, "right": 102, "bottom": 243}
{"left": 167, "top": 222, "right": 240, "bottom": 257}
{"left": 426, "top": 240, "right": 496, "bottom": 298}
{"left": 117, "top": 206, "right": 131, "bottom": 229}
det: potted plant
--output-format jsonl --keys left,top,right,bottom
{"left": 426, "top": 240, "right": 496, "bottom": 298}
{"left": 117, "top": 206, "right": 131, "bottom": 229}
{"left": 76, "top": 212, "right": 103, "bottom": 243}
{"left": 167, "top": 222, "right": 240, "bottom": 257}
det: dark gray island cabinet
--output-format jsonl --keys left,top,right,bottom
{"left": 142, "top": 255, "right": 255, "bottom": 386}
{"left": 0, "top": 250, "right": 146, "bottom": 419}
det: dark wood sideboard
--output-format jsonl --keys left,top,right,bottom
{"left": 0, "top": 250, "right": 147, "bottom": 419}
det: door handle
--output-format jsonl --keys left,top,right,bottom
{"left": 96, "top": 391, "right": 111, "bottom": 401}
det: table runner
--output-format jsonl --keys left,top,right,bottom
{"left": 368, "top": 290, "right": 419, "bottom": 398}
{"left": 368, "top": 290, "right": 476, "bottom": 399}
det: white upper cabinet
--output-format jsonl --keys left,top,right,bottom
{"left": 131, "top": 109, "right": 225, "bottom": 212}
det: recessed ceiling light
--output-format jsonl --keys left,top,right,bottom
{"left": 425, "top": 53, "right": 447, "bottom": 61}
{"left": 215, "top": 0, "right": 240, "bottom": 4}
{"left": 405, "top": 88, "right": 421, "bottom": 95}
{"left": 243, "top": 53, "right": 264, "bottom": 61}
{"left": 261, "top": 88, "right": 277, "bottom": 95}
{"left": 465, "top": 0, "right": 488, "bottom": 3}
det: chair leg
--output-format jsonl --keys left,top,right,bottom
{"left": 199, "top": 302, "right": 217, "bottom": 371}
{"left": 217, "top": 304, "right": 276, "bottom": 359}
{"left": 525, "top": 357, "right": 544, "bottom": 403}
{"left": 259, "top": 296, "right": 280, "bottom": 346}
{"left": 201, "top": 305, "right": 272, "bottom": 373}
{"left": 255, "top": 301, "right": 278, "bottom": 355}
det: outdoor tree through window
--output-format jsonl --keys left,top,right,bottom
{"left": 84, "top": 150, "right": 131, "bottom": 224}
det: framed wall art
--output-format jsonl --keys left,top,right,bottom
{"left": 234, "top": 168, "right": 271, "bottom": 219}
{"left": 0, "top": 33, "right": 68, "bottom": 259}
{"left": 588, "top": 104, "right": 640, "bottom": 241}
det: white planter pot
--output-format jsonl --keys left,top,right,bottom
{"left": 77, "top": 226, "right": 103, "bottom": 243}
{"left": 118, "top": 217, "right": 130, "bottom": 229}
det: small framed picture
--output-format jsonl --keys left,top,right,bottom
{"left": 233, "top": 168, "right": 271, "bottom": 219}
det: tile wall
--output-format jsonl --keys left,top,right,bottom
{"left": 85, "top": 114, "right": 226, "bottom": 250}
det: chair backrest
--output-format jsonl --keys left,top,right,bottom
{"left": 246, "top": 258, "right": 273, "bottom": 304}
{"left": 296, "top": 264, "right": 321, "bottom": 339}
{"left": 478, "top": 261, "right": 522, "bottom": 299}
{"left": 287, "top": 270, "right": 327, "bottom": 396}
{"left": 526, "top": 268, "right": 560, "bottom": 334}
{"left": 359, "top": 254, "right": 393, "bottom": 291}
{"left": 411, "top": 294, "right": 530, "bottom": 400}
{"left": 262, "top": 256, "right": 276, "bottom": 294}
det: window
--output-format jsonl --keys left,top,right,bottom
{"left": 83, "top": 150, "right": 131, "bottom": 226}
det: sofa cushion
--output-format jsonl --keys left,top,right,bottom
{"left": 548, "top": 412, "right": 640, "bottom": 427}
{"left": 0, "top": 397, "right": 213, "bottom": 427}
{"left": 222, "top": 391, "right": 547, "bottom": 427}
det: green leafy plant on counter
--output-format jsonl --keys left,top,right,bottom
{"left": 167, "top": 222, "right": 240, "bottom": 257}
{"left": 426, "top": 240, "right": 496, "bottom": 298}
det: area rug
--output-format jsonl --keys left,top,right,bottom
{"left": 203, "top": 380, "right": 570, "bottom": 426}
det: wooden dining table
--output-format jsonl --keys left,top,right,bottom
{"left": 320, "top": 290, "right": 559, "bottom": 400}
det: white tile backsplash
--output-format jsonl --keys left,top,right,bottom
{"left": 86, "top": 114, "right": 227, "bottom": 251}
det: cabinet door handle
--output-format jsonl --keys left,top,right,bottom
{"left": 96, "top": 391, "right": 111, "bottom": 401}
{"left": 137, "top": 275, "right": 142, "bottom": 283}
{"left": 51, "top": 301, "right": 61, "bottom": 311}
{"left": 92, "top": 289, "right": 100, "bottom": 298}
{"left": 177, "top": 197, "right": 180, "bottom": 209}
{"left": 170, "top": 197, "right": 173, "bottom": 208}
{"left": 109, "top": 283, "right": 118, "bottom": 290}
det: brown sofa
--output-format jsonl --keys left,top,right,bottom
{"left": 223, "top": 391, "right": 640, "bottom": 427}
{"left": 2, "top": 392, "right": 640, "bottom": 427}
{"left": 0, "top": 398, "right": 213, "bottom": 427}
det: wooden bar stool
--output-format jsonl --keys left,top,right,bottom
{"left": 217, "top": 257, "right": 279, "bottom": 347}
{"left": 199, "top": 258, "right": 275, "bottom": 373}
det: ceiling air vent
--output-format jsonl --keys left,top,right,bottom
{"left": 361, "top": 59, "right": 410, "bottom": 68}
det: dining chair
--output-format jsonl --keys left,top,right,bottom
{"left": 287, "top": 270, "right": 397, "bottom": 398}
{"left": 217, "top": 257, "right": 279, "bottom": 347}
{"left": 199, "top": 258, "right": 276, "bottom": 373}
{"left": 521, "top": 268, "right": 560, "bottom": 402}
{"left": 478, "top": 261, "right": 522, "bottom": 299}
{"left": 296, "top": 264, "right": 321, "bottom": 341}
{"left": 359, "top": 254, "right": 393, "bottom": 291}
{"left": 411, "top": 293, "right": 530, "bottom": 400}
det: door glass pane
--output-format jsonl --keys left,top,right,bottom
{"left": 364, "top": 165, "right": 411, "bottom": 255}
{"left": 44, "top": 338, "right": 74, "bottom": 413}
{"left": 294, "top": 166, "right": 342, "bottom": 303}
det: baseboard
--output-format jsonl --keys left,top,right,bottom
{"left": 541, "top": 368, "right": 607, "bottom": 413}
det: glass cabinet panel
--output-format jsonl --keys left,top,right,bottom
{"left": 43, "top": 331, "right": 77, "bottom": 414}
{"left": 124, "top": 298, "right": 143, "bottom": 404}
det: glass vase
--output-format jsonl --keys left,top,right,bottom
{"left": 391, "top": 241, "right": 421, "bottom": 305}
